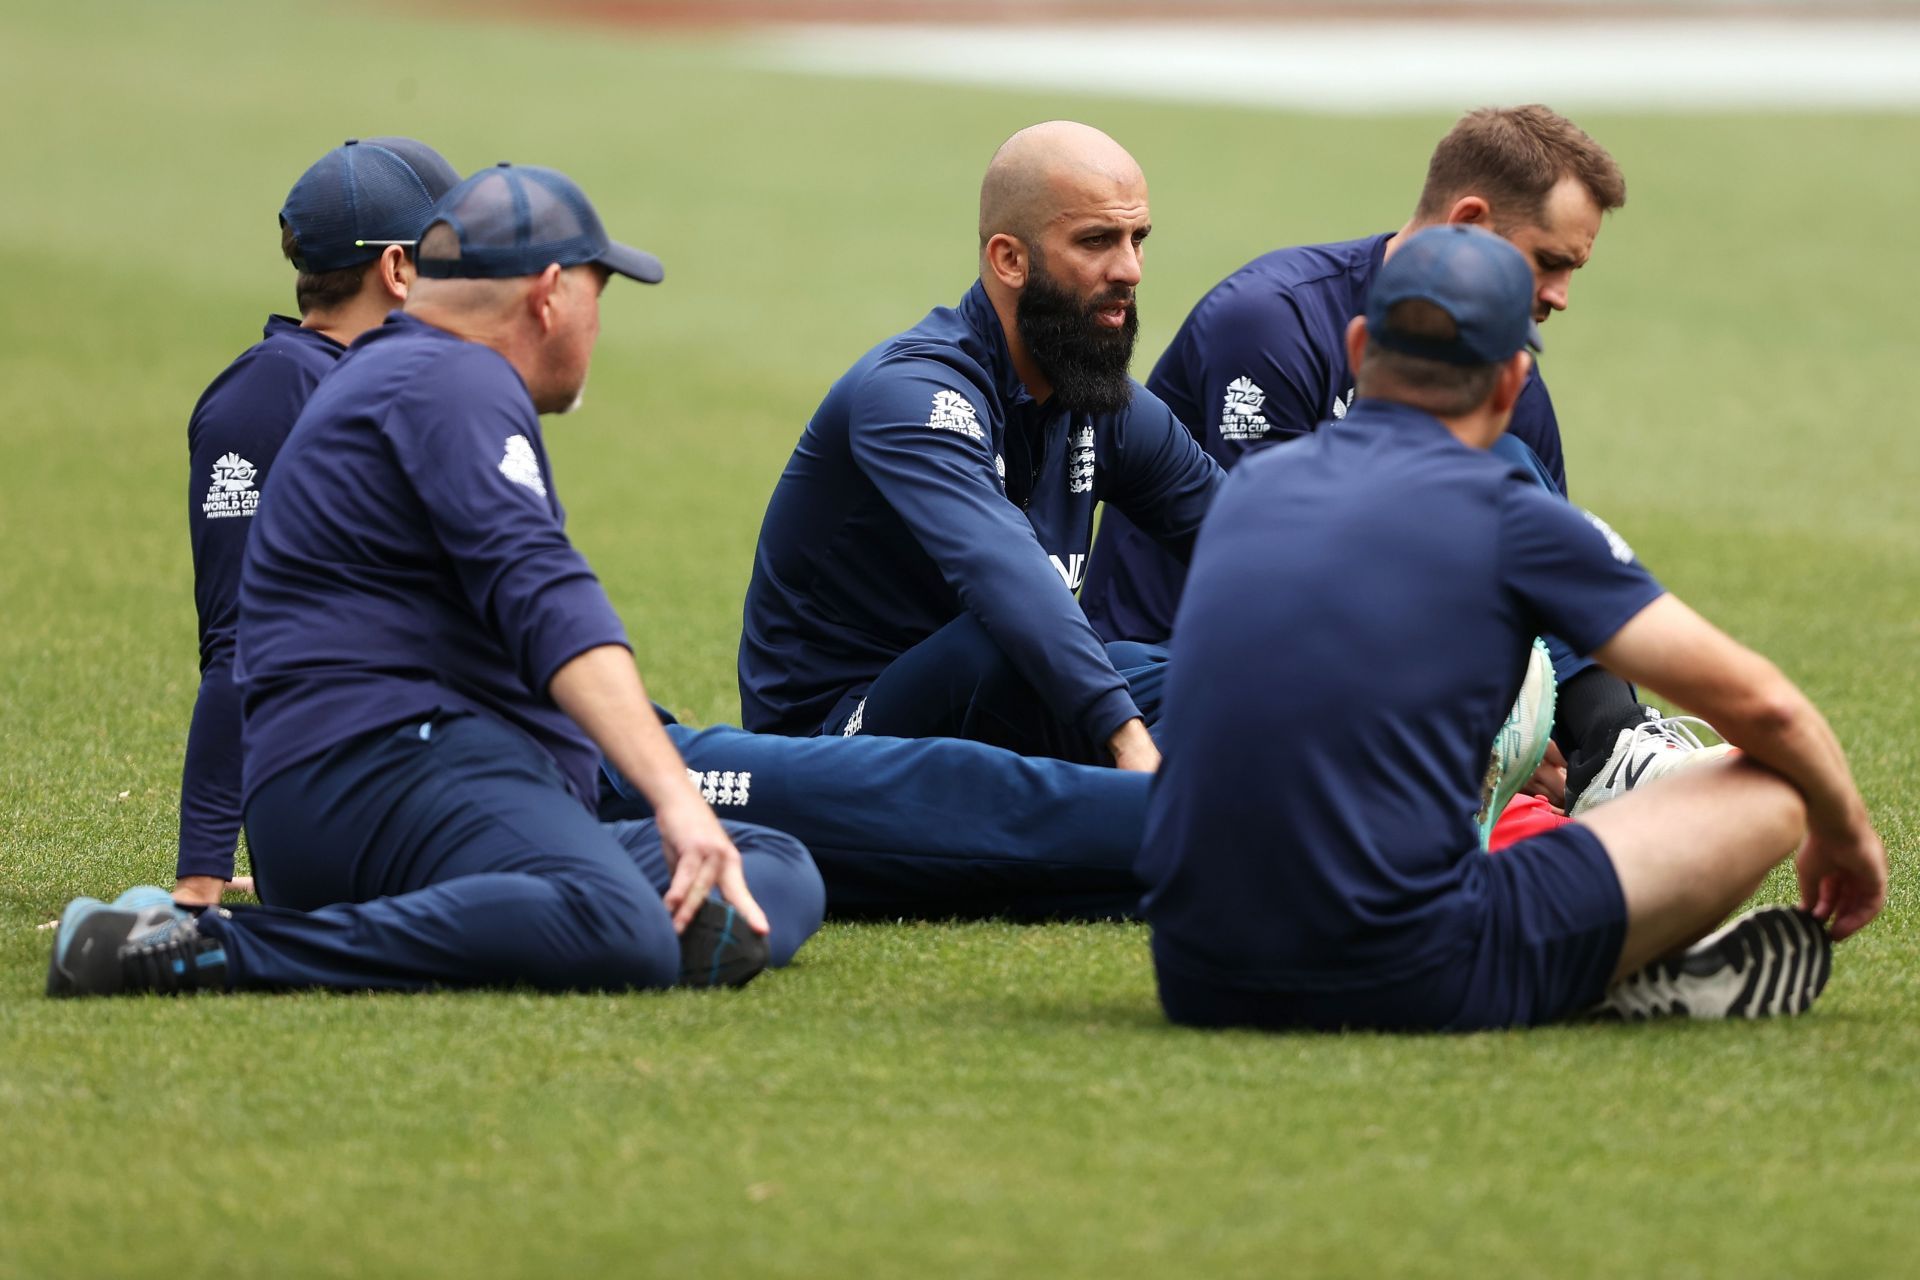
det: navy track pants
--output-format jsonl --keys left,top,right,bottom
{"left": 601, "top": 719, "right": 1152, "bottom": 920}
{"left": 208, "top": 712, "right": 824, "bottom": 992}
{"left": 822, "top": 611, "right": 1171, "bottom": 765}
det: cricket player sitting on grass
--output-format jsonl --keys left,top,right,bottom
{"left": 1082, "top": 105, "right": 1732, "bottom": 820}
{"left": 176, "top": 137, "right": 461, "bottom": 908}
{"left": 49, "top": 163, "right": 825, "bottom": 997}
{"left": 738, "top": 121, "right": 1222, "bottom": 771}
{"left": 1139, "top": 226, "right": 1886, "bottom": 1031}
{"left": 157, "top": 136, "right": 1167, "bottom": 926}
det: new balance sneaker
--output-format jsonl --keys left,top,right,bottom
{"left": 45, "top": 889, "right": 229, "bottom": 998}
{"left": 676, "top": 900, "right": 770, "bottom": 989}
{"left": 1477, "top": 638, "right": 1558, "bottom": 849}
{"left": 1567, "top": 712, "right": 1737, "bottom": 817}
{"left": 1592, "top": 905, "right": 1832, "bottom": 1021}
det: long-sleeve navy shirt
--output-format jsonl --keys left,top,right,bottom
{"left": 237, "top": 313, "right": 628, "bottom": 808}
{"left": 180, "top": 316, "right": 345, "bottom": 880}
{"left": 738, "top": 281, "right": 1223, "bottom": 744}
{"left": 1082, "top": 234, "right": 1568, "bottom": 644}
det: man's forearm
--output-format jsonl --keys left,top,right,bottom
{"left": 548, "top": 644, "right": 700, "bottom": 816}
{"left": 1704, "top": 665, "right": 1867, "bottom": 836}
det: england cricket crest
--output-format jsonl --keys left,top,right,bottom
{"left": 1067, "top": 423, "right": 1095, "bottom": 494}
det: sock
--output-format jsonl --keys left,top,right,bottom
{"left": 1563, "top": 700, "right": 1661, "bottom": 809}
{"left": 1555, "top": 668, "right": 1646, "bottom": 763}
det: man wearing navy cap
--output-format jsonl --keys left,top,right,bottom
{"left": 1140, "top": 226, "right": 1886, "bottom": 1030}
{"left": 1083, "top": 105, "right": 1730, "bottom": 820}
{"left": 175, "top": 138, "right": 461, "bottom": 908}
{"left": 738, "top": 121, "right": 1221, "bottom": 770}
{"left": 50, "top": 164, "right": 823, "bottom": 997}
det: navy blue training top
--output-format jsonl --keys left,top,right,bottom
{"left": 180, "top": 316, "right": 344, "bottom": 878}
{"left": 1082, "top": 234, "right": 1568, "bottom": 644}
{"left": 189, "top": 316, "right": 345, "bottom": 670}
{"left": 237, "top": 312, "right": 628, "bottom": 807}
{"left": 737, "top": 281, "right": 1222, "bottom": 742}
{"left": 1139, "top": 399, "right": 1661, "bottom": 991}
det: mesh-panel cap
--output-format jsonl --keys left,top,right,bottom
{"left": 416, "top": 163, "right": 663, "bottom": 285}
{"left": 279, "top": 138, "right": 462, "bottom": 273}
{"left": 1367, "top": 225, "right": 1543, "bottom": 366}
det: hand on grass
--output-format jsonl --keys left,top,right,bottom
{"left": 655, "top": 794, "right": 769, "bottom": 937}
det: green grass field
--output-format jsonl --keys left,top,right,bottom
{"left": 4, "top": 2, "right": 1919, "bottom": 1275}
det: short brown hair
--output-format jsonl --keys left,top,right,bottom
{"left": 1414, "top": 105, "right": 1626, "bottom": 227}
{"left": 279, "top": 220, "right": 374, "bottom": 316}
{"left": 1357, "top": 299, "right": 1503, "bottom": 418}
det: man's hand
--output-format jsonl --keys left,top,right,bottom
{"left": 655, "top": 793, "right": 770, "bottom": 938}
{"left": 1519, "top": 740, "right": 1568, "bottom": 810}
{"left": 1108, "top": 718, "right": 1161, "bottom": 773}
{"left": 172, "top": 875, "right": 253, "bottom": 906}
{"left": 1796, "top": 814, "right": 1888, "bottom": 942}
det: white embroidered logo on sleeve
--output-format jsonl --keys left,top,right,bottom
{"left": 927, "top": 389, "right": 984, "bottom": 440}
{"left": 202, "top": 452, "right": 260, "bottom": 520}
{"left": 498, "top": 435, "right": 548, "bottom": 498}
{"left": 1581, "top": 510, "right": 1636, "bottom": 564}
{"left": 1220, "top": 376, "right": 1269, "bottom": 440}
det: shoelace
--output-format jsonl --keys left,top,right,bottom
{"left": 1628, "top": 714, "right": 1717, "bottom": 755}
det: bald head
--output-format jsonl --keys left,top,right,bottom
{"left": 979, "top": 121, "right": 1145, "bottom": 251}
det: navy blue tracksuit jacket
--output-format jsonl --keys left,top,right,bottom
{"left": 738, "top": 281, "right": 1223, "bottom": 746}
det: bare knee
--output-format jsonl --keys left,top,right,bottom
{"left": 1585, "top": 759, "right": 1807, "bottom": 978}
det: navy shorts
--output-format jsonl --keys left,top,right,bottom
{"left": 1155, "top": 823, "right": 1627, "bottom": 1032}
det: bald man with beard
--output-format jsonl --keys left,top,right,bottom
{"left": 738, "top": 122, "right": 1223, "bottom": 770}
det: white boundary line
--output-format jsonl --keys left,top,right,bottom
{"left": 753, "top": 20, "right": 1920, "bottom": 111}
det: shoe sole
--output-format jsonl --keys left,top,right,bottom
{"left": 1480, "top": 638, "right": 1557, "bottom": 847}
{"left": 1598, "top": 905, "right": 1832, "bottom": 1020}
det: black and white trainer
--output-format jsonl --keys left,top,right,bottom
{"left": 1594, "top": 905, "right": 1832, "bottom": 1021}
{"left": 676, "top": 900, "right": 770, "bottom": 989}
{"left": 45, "top": 889, "right": 230, "bottom": 998}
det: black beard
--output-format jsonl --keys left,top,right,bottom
{"left": 1014, "top": 265, "right": 1138, "bottom": 414}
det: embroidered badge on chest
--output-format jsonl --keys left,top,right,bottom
{"left": 1068, "top": 424, "right": 1095, "bottom": 494}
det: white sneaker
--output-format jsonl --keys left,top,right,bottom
{"left": 1593, "top": 905, "right": 1832, "bottom": 1020}
{"left": 1477, "top": 638, "right": 1556, "bottom": 848}
{"left": 1568, "top": 713, "right": 1736, "bottom": 817}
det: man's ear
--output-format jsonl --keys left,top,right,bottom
{"left": 529, "top": 263, "right": 564, "bottom": 333}
{"left": 380, "top": 245, "right": 413, "bottom": 302}
{"left": 1344, "top": 314, "right": 1369, "bottom": 380}
{"left": 1444, "top": 195, "right": 1492, "bottom": 228}
{"left": 983, "top": 232, "right": 1030, "bottom": 290}
{"left": 1492, "top": 350, "right": 1532, "bottom": 415}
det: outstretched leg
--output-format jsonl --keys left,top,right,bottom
{"left": 605, "top": 722, "right": 1150, "bottom": 919}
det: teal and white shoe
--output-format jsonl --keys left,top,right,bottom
{"left": 45, "top": 888, "right": 227, "bottom": 998}
{"left": 1477, "top": 638, "right": 1557, "bottom": 849}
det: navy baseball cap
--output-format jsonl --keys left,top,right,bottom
{"left": 279, "top": 138, "right": 462, "bottom": 273}
{"left": 1367, "top": 225, "right": 1542, "bottom": 366}
{"left": 415, "top": 163, "right": 663, "bottom": 284}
